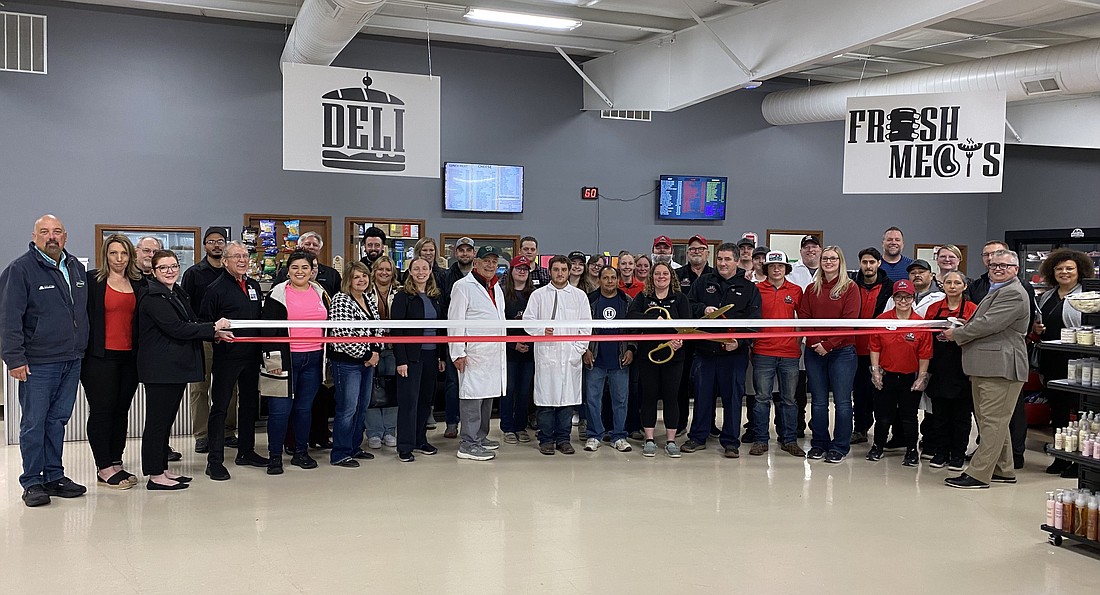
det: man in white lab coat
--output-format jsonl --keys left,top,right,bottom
{"left": 449, "top": 246, "right": 508, "bottom": 461}
{"left": 524, "top": 255, "right": 592, "bottom": 455}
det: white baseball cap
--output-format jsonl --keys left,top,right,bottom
{"left": 765, "top": 250, "right": 792, "bottom": 274}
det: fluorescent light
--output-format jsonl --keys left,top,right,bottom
{"left": 464, "top": 8, "right": 581, "bottom": 31}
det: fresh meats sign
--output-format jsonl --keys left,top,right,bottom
{"left": 283, "top": 63, "right": 440, "bottom": 178}
{"left": 843, "top": 91, "right": 1005, "bottom": 194}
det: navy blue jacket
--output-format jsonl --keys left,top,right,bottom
{"left": 685, "top": 270, "right": 761, "bottom": 355}
{"left": 0, "top": 243, "right": 90, "bottom": 367}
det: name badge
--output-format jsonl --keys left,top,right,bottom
{"left": 248, "top": 287, "right": 259, "bottom": 301}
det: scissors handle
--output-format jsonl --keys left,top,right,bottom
{"left": 648, "top": 342, "right": 675, "bottom": 365}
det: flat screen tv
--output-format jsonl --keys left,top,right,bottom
{"left": 658, "top": 175, "right": 727, "bottom": 221}
{"left": 444, "top": 162, "right": 524, "bottom": 213}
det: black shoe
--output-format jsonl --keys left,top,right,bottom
{"left": 675, "top": 428, "right": 687, "bottom": 438}
{"left": 850, "top": 431, "right": 868, "bottom": 445}
{"left": 234, "top": 451, "right": 270, "bottom": 467}
{"left": 902, "top": 448, "right": 919, "bottom": 467}
{"left": 928, "top": 453, "right": 949, "bottom": 468}
{"left": 1046, "top": 458, "right": 1070, "bottom": 474}
{"left": 146, "top": 479, "right": 188, "bottom": 491}
{"left": 285, "top": 445, "right": 295, "bottom": 456}
{"left": 740, "top": 431, "right": 753, "bottom": 443}
{"left": 169, "top": 475, "right": 193, "bottom": 483}
{"left": 195, "top": 438, "right": 209, "bottom": 453}
{"left": 990, "top": 474, "right": 1017, "bottom": 484}
{"left": 539, "top": 443, "right": 556, "bottom": 456}
{"left": 43, "top": 477, "right": 87, "bottom": 498}
{"left": 948, "top": 457, "right": 965, "bottom": 472}
{"left": 291, "top": 453, "right": 318, "bottom": 469}
{"left": 309, "top": 440, "right": 333, "bottom": 449}
{"left": 398, "top": 451, "right": 415, "bottom": 462}
{"left": 709, "top": 426, "right": 721, "bottom": 438}
{"left": 267, "top": 456, "right": 284, "bottom": 475}
{"left": 866, "top": 445, "right": 884, "bottom": 461}
{"left": 884, "top": 437, "right": 904, "bottom": 451}
{"left": 680, "top": 440, "right": 706, "bottom": 453}
{"left": 806, "top": 447, "right": 826, "bottom": 460}
{"left": 557, "top": 442, "right": 575, "bottom": 455}
{"left": 920, "top": 449, "right": 935, "bottom": 461}
{"left": 944, "top": 473, "right": 989, "bottom": 489}
{"left": 1013, "top": 453, "right": 1025, "bottom": 470}
{"left": 352, "top": 450, "right": 375, "bottom": 460}
{"left": 224, "top": 435, "right": 239, "bottom": 448}
{"left": 205, "top": 464, "right": 231, "bottom": 481}
{"left": 166, "top": 447, "right": 182, "bottom": 462}
{"left": 1060, "top": 463, "right": 1080, "bottom": 479}
{"left": 333, "top": 457, "right": 360, "bottom": 468}
{"left": 414, "top": 443, "right": 438, "bottom": 456}
{"left": 22, "top": 484, "right": 50, "bottom": 507}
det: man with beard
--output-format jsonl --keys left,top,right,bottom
{"left": 182, "top": 227, "right": 236, "bottom": 454}
{"left": 879, "top": 227, "right": 914, "bottom": 283}
{"left": 652, "top": 235, "right": 680, "bottom": 269}
{"left": 736, "top": 237, "right": 755, "bottom": 275}
{"left": 849, "top": 247, "right": 894, "bottom": 444}
{"left": 358, "top": 226, "right": 388, "bottom": 271}
{"left": 519, "top": 236, "right": 551, "bottom": 289}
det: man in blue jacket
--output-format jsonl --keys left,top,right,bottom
{"left": 0, "top": 214, "right": 90, "bottom": 507}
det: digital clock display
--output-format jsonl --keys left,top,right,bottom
{"left": 581, "top": 187, "right": 599, "bottom": 200}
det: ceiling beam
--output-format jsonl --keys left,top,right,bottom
{"left": 580, "top": 0, "right": 1001, "bottom": 111}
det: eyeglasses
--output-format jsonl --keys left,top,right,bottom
{"left": 205, "top": 239, "right": 226, "bottom": 246}
{"left": 155, "top": 264, "right": 181, "bottom": 272}
{"left": 224, "top": 254, "right": 248, "bottom": 261}
{"left": 894, "top": 294, "right": 915, "bottom": 301}
{"left": 988, "top": 263, "right": 1017, "bottom": 270}
{"left": 820, "top": 256, "right": 840, "bottom": 262}
{"left": 687, "top": 247, "right": 707, "bottom": 253}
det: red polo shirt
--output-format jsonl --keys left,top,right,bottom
{"left": 754, "top": 279, "right": 802, "bottom": 358}
{"left": 869, "top": 310, "right": 933, "bottom": 374}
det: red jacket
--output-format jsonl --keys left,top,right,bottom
{"left": 869, "top": 310, "right": 933, "bottom": 374}
{"left": 754, "top": 279, "right": 802, "bottom": 358}
{"left": 797, "top": 276, "right": 860, "bottom": 352}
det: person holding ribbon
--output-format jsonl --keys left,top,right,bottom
{"left": 627, "top": 262, "right": 692, "bottom": 457}
{"left": 866, "top": 279, "right": 933, "bottom": 467}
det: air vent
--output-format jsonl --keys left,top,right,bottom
{"left": 601, "top": 110, "right": 651, "bottom": 122}
{"left": 1, "top": 11, "right": 46, "bottom": 74}
{"left": 1021, "top": 76, "right": 1062, "bottom": 96}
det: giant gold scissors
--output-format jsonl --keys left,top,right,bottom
{"left": 646, "top": 303, "right": 735, "bottom": 364}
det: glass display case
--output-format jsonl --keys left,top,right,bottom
{"left": 1006, "top": 227, "right": 1100, "bottom": 295}
{"left": 95, "top": 225, "right": 200, "bottom": 271}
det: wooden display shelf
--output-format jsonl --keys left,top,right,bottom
{"left": 1037, "top": 340, "right": 1100, "bottom": 356}
{"left": 1040, "top": 524, "right": 1100, "bottom": 549}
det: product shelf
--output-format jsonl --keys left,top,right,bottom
{"left": 1040, "top": 524, "right": 1100, "bottom": 549}
{"left": 1045, "top": 379, "right": 1100, "bottom": 398}
{"left": 1037, "top": 340, "right": 1100, "bottom": 357}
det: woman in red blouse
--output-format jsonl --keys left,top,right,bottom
{"left": 866, "top": 279, "right": 933, "bottom": 467}
{"left": 81, "top": 234, "right": 144, "bottom": 489}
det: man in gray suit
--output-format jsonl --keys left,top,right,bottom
{"left": 941, "top": 250, "right": 1030, "bottom": 489}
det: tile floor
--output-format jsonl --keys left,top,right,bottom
{"left": 1, "top": 418, "right": 1097, "bottom": 594}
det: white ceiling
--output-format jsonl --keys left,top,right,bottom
{"left": 56, "top": 0, "right": 1100, "bottom": 83}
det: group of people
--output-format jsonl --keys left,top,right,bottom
{"left": 1, "top": 214, "right": 1066, "bottom": 507}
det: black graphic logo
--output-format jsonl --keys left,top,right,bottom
{"left": 321, "top": 73, "right": 406, "bottom": 172}
{"left": 848, "top": 104, "right": 1001, "bottom": 180}
{"left": 784, "top": 295, "right": 793, "bottom": 304}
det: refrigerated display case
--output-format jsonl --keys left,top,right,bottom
{"left": 1005, "top": 227, "right": 1100, "bottom": 295}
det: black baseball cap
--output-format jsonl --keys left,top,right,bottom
{"left": 568, "top": 251, "right": 586, "bottom": 262}
{"left": 476, "top": 245, "right": 502, "bottom": 259}
{"left": 800, "top": 235, "right": 821, "bottom": 247}
{"left": 907, "top": 259, "right": 932, "bottom": 272}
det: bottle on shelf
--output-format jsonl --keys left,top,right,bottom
{"left": 1055, "top": 491, "right": 1065, "bottom": 530}
{"left": 1076, "top": 491, "right": 1089, "bottom": 537}
{"left": 1088, "top": 496, "right": 1098, "bottom": 541}
{"left": 1047, "top": 491, "right": 1057, "bottom": 526}
{"left": 1064, "top": 491, "right": 1076, "bottom": 533}
{"left": 1055, "top": 428, "right": 1065, "bottom": 451}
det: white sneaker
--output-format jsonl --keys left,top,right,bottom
{"left": 571, "top": 413, "right": 580, "bottom": 426}
{"left": 584, "top": 437, "right": 600, "bottom": 451}
{"left": 612, "top": 438, "right": 632, "bottom": 452}
{"left": 383, "top": 434, "right": 397, "bottom": 448}
{"left": 367, "top": 437, "right": 383, "bottom": 449}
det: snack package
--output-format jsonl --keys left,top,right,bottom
{"left": 241, "top": 227, "right": 258, "bottom": 252}
{"left": 284, "top": 220, "right": 301, "bottom": 240}
{"left": 264, "top": 245, "right": 279, "bottom": 256}
{"left": 259, "top": 220, "right": 276, "bottom": 236}
{"left": 263, "top": 256, "right": 277, "bottom": 274}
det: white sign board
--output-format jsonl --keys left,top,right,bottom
{"left": 843, "top": 91, "right": 1006, "bottom": 194}
{"left": 283, "top": 63, "right": 440, "bottom": 178}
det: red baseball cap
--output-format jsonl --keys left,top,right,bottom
{"left": 892, "top": 279, "right": 915, "bottom": 296}
{"left": 653, "top": 235, "right": 672, "bottom": 248}
{"left": 509, "top": 255, "right": 531, "bottom": 268}
{"left": 688, "top": 234, "right": 707, "bottom": 246}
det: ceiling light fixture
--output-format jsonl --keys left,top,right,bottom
{"left": 464, "top": 8, "right": 581, "bottom": 31}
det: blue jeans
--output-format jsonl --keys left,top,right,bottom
{"left": 444, "top": 358, "right": 460, "bottom": 426}
{"left": 805, "top": 345, "right": 857, "bottom": 456}
{"left": 17, "top": 360, "right": 81, "bottom": 488}
{"left": 752, "top": 354, "right": 800, "bottom": 444}
{"left": 585, "top": 366, "right": 629, "bottom": 442}
{"left": 688, "top": 352, "right": 748, "bottom": 449}
{"left": 266, "top": 350, "right": 322, "bottom": 456}
{"left": 502, "top": 360, "right": 533, "bottom": 433}
{"left": 365, "top": 407, "right": 397, "bottom": 439}
{"left": 537, "top": 406, "right": 573, "bottom": 445}
{"left": 331, "top": 360, "right": 375, "bottom": 463}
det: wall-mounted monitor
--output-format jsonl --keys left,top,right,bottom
{"left": 658, "top": 175, "right": 727, "bottom": 221}
{"left": 444, "top": 162, "right": 524, "bottom": 213}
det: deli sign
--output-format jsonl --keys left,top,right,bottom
{"left": 843, "top": 91, "right": 1005, "bottom": 194}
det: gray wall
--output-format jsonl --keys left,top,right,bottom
{"left": 989, "top": 145, "right": 1100, "bottom": 240}
{"left": 1, "top": 0, "right": 1041, "bottom": 276}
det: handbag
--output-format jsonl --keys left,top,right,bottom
{"left": 369, "top": 348, "right": 397, "bottom": 408}
{"left": 260, "top": 352, "right": 289, "bottom": 398}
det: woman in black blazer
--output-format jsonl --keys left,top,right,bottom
{"left": 81, "top": 234, "right": 145, "bottom": 489}
{"left": 137, "top": 250, "right": 230, "bottom": 490}
{"left": 391, "top": 257, "right": 445, "bottom": 462}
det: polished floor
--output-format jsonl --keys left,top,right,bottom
{"left": 1, "top": 413, "right": 1097, "bottom": 594}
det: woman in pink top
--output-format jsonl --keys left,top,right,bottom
{"left": 261, "top": 251, "right": 329, "bottom": 474}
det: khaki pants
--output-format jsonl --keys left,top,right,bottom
{"left": 966, "top": 376, "right": 1023, "bottom": 484}
{"left": 189, "top": 343, "right": 237, "bottom": 439}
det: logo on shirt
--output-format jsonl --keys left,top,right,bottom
{"left": 602, "top": 306, "right": 618, "bottom": 320}
{"left": 904, "top": 332, "right": 916, "bottom": 342}
{"left": 38, "top": 285, "right": 56, "bottom": 291}
{"left": 705, "top": 285, "right": 717, "bottom": 294}
{"left": 784, "top": 295, "right": 793, "bottom": 304}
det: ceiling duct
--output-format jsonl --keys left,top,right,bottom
{"left": 280, "top": 0, "right": 386, "bottom": 68}
{"left": 761, "top": 39, "right": 1100, "bottom": 125}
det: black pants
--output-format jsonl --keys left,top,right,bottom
{"left": 852, "top": 354, "right": 874, "bottom": 434}
{"left": 1009, "top": 389, "right": 1029, "bottom": 458}
{"left": 82, "top": 351, "right": 138, "bottom": 470}
{"left": 795, "top": 370, "right": 808, "bottom": 433}
{"left": 396, "top": 359, "right": 435, "bottom": 454}
{"left": 929, "top": 396, "right": 972, "bottom": 459}
{"left": 873, "top": 372, "right": 920, "bottom": 449}
{"left": 640, "top": 360, "right": 684, "bottom": 430}
{"left": 208, "top": 357, "right": 260, "bottom": 464}
{"left": 676, "top": 346, "right": 695, "bottom": 430}
{"left": 142, "top": 383, "right": 185, "bottom": 476}
{"left": 311, "top": 384, "right": 336, "bottom": 445}
{"left": 625, "top": 362, "right": 642, "bottom": 433}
